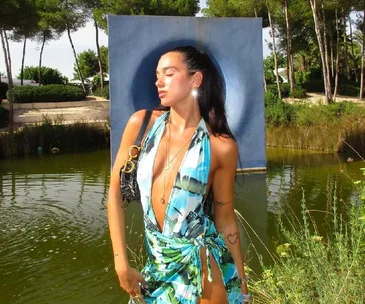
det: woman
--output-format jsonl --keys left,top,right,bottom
{"left": 108, "top": 46, "right": 250, "bottom": 304}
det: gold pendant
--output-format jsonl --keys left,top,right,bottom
{"left": 160, "top": 198, "right": 165, "bottom": 204}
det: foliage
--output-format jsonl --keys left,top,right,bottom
{"left": 73, "top": 46, "right": 108, "bottom": 80}
{"left": 93, "top": 86, "right": 109, "bottom": 99}
{"left": 337, "top": 84, "right": 360, "bottom": 97}
{"left": 19, "top": 66, "right": 66, "bottom": 85}
{"left": 0, "top": 117, "right": 109, "bottom": 158}
{"left": 266, "top": 83, "right": 291, "bottom": 98}
{"left": 250, "top": 174, "right": 365, "bottom": 303}
{"left": 265, "top": 95, "right": 296, "bottom": 127}
{"left": 289, "top": 86, "right": 307, "bottom": 99}
{"left": 264, "top": 54, "right": 286, "bottom": 85}
{"left": 0, "top": 82, "right": 9, "bottom": 100}
{"left": 0, "top": 107, "right": 9, "bottom": 128}
{"left": 11, "top": 85, "right": 86, "bottom": 103}
{"left": 97, "top": 0, "right": 199, "bottom": 29}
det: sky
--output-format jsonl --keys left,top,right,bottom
{"left": 0, "top": 0, "right": 271, "bottom": 80}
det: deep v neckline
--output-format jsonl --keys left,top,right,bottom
{"left": 149, "top": 113, "right": 204, "bottom": 234}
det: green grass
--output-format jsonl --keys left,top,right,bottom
{"left": 239, "top": 167, "right": 365, "bottom": 303}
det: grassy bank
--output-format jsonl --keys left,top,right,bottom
{"left": 0, "top": 117, "right": 110, "bottom": 158}
{"left": 240, "top": 167, "right": 365, "bottom": 303}
{"left": 265, "top": 94, "right": 365, "bottom": 153}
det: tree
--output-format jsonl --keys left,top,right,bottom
{"left": 73, "top": 47, "right": 108, "bottom": 79}
{"left": 36, "top": 0, "right": 65, "bottom": 86}
{"left": 98, "top": 0, "right": 199, "bottom": 30}
{"left": 78, "top": 0, "right": 106, "bottom": 87}
{"left": 20, "top": 66, "right": 65, "bottom": 84}
{"left": 0, "top": 0, "right": 39, "bottom": 134}
{"left": 60, "top": 0, "right": 88, "bottom": 93}
{"left": 309, "top": 0, "right": 333, "bottom": 103}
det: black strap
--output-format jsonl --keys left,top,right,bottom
{"left": 135, "top": 110, "right": 152, "bottom": 146}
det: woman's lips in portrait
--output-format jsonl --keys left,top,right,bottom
{"left": 158, "top": 91, "right": 167, "bottom": 98}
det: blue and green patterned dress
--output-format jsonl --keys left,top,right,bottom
{"left": 135, "top": 111, "right": 243, "bottom": 303}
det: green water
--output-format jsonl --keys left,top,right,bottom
{"left": 0, "top": 148, "right": 363, "bottom": 303}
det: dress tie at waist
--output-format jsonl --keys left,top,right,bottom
{"left": 145, "top": 228, "right": 226, "bottom": 296}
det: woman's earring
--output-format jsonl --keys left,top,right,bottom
{"left": 191, "top": 89, "right": 198, "bottom": 98}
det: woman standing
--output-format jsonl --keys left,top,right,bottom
{"left": 108, "top": 46, "right": 250, "bottom": 303}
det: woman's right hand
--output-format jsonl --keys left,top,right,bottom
{"left": 115, "top": 264, "right": 146, "bottom": 302}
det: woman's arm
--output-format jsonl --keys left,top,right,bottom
{"left": 212, "top": 137, "right": 249, "bottom": 295}
{"left": 107, "top": 109, "right": 149, "bottom": 296}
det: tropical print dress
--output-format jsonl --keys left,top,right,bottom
{"left": 135, "top": 111, "right": 243, "bottom": 303}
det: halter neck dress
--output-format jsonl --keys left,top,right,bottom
{"left": 135, "top": 112, "right": 243, "bottom": 303}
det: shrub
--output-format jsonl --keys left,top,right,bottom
{"left": 249, "top": 176, "right": 365, "bottom": 303}
{"left": 264, "top": 91, "right": 279, "bottom": 107}
{"left": 289, "top": 86, "right": 307, "bottom": 99}
{"left": 19, "top": 66, "right": 66, "bottom": 85}
{"left": 265, "top": 99, "right": 296, "bottom": 126}
{"left": 0, "top": 107, "right": 9, "bottom": 128}
{"left": 295, "top": 68, "right": 325, "bottom": 93}
{"left": 93, "top": 86, "right": 109, "bottom": 99}
{"left": 0, "top": 82, "right": 9, "bottom": 100}
{"left": 11, "top": 85, "right": 86, "bottom": 103}
{"left": 266, "top": 83, "right": 291, "bottom": 98}
{"left": 337, "top": 84, "right": 359, "bottom": 97}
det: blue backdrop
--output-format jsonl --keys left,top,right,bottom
{"left": 108, "top": 15, "right": 266, "bottom": 170}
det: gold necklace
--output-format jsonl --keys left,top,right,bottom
{"left": 160, "top": 120, "right": 194, "bottom": 204}
{"left": 165, "top": 122, "right": 192, "bottom": 170}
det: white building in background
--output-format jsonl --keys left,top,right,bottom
{"left": 0, "top": 74, "right": 38, "bottom": 86}
{"left": 273, "top": 68, "right": 289, "bottom": 83}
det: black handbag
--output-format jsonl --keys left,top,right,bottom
{"left": 119, "top": 110, "right": 152, "bottom": 205}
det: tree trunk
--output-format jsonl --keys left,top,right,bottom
{"left": 321, "top": 3, "right": 333, "bottom": 102}
{"left": 309, "top": 0, "right": 332, "bottom": 103}
{"left": 67, "top": 24, "right": 86, "bottom": 93}
{"left": 94, "top": 14, "right": 103, "bottom": 90}
{"left": 1, "top": 29, "right": 14, "bottom": 135}
{"left": 334, "top": 8, "right": 340, "bottom": 101}
{"left": 284, "top": 0, "right": 294, "bottom": 91}
{"left": 38, "top": 31, "right": 46, "bottom": 86}
{"left": 21, "top": 37, "right": 27, "bottom": 86}
{"left": 349, "top": 14, "right": 358, "bottom": 82}
{"left": 360, "top": 10, "right": 365, "bottom": 101}
{"left": 267, "top": 4, "right": 281, "bottom": 99}
{"left": 342, "top": 8, "right": 350, "bottom": 80}
{"left": 330, "top": 34, "right": 334, "bottom": 78}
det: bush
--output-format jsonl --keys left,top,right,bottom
{"left": 289, "top": 86, "right": 307, "bottom": 99}
{"left": 265, "top": 99, "right": 296, "bottom": 126}
{"left": 93, "top": 86, "right": 109, "bottom": 99}
{"left": 337, "top": 84, "right": 359, "bottom": 97}
{"left": 0, "top": 82, "right": 9, "bottom": 100}
{"left": 295, "top": 68, "right": 325, "bottom": 93}
{"left": 267, "top": 83, "right": 291, "bottom": 98}
{"left": 264, "top": 91, "right": 280, "bottom": 107}
{"left": 11, "top": 85, "right": 86, "bottom": 103}
{"left": 0, "top": 107, "right": 9, "bottom": 128}
{"left": 19, "top": 66, "right": 66, "bottom": 85}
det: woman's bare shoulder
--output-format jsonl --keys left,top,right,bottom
{"left": 210, "top": 133, "right": 238, "bottom": 166}
{"left": 127, "top": 109, "right": 165, "bottom": 128}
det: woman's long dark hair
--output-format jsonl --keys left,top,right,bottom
{"left": 162, "top": 46, "right": 235, "bottom": 140}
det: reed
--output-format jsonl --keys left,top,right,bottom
{"left": 0, "top": 115, "right": 110, "bottom": 158}
{"left": 239, "top": 166, "right": 365, "bottom": 303}
{"left": 266, "top": 101, "right": 365, "bottom": 153}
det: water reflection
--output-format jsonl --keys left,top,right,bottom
{"left": 0, "top": 148, "right": 363, "bottom": 303}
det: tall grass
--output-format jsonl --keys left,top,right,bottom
{"left": 0, "top": 115, "right": 110, "bottom": 158}
{"left": 266, "top": 98, "right": 365, "bottom": 153}
{"left": 239, "top": 167, "right": 365, "bottom": 303}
